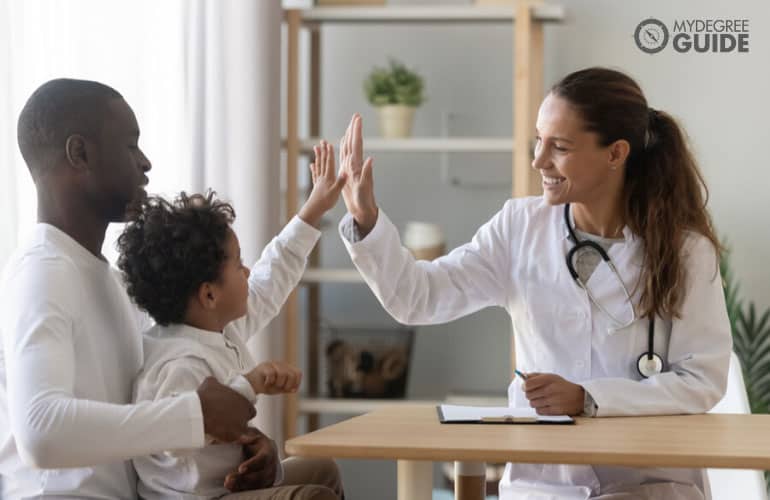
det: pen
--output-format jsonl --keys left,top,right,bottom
{"left": 514, "top": 369, "right": 528, "bottom": 380}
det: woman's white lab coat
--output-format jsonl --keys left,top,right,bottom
{"left": 338, "top": 197, "right": 731, "bottom": 500}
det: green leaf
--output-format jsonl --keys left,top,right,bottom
{"left": 363, "top": 58, "right": 425, "bottom": 107}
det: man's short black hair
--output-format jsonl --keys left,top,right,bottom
{"left": 117, "top": 191, "right": 236, "bottom": 326}
{"left": 17, "top": 78, "right": 122, "bottom": 177}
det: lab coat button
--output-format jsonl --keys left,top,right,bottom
{"left": 575, "top": 360, "right": 585, "bottom": 369}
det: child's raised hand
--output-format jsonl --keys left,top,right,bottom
{"left": 297, "top": 140, "right": 347, "bottom": 228}
{"left": 244, "top": 361, "right": 303, "bottom": 395}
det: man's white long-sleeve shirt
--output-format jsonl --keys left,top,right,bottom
{"left": 0, "top": 224, "right": 205, "bottom": 499}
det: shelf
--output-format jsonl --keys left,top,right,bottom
{"left": 295, "top": 5, "right": 565, "bottom": 24}
{"left": 299, "top": 394, "right": 507, "bottom": 415}
{"left": 284, "top": 137, "right": 515, "bottom": 154}
{"left": 299, "top": 397, "right": 442, "bottom": 415}
{"left": 444, "top": 393, "right": 508, "bottom": 406}
{"left": 301, "top": 268, "right": 365, "bottom": 284}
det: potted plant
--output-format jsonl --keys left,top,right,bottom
{"left": 363, "top": 58, "right": 425, "bottom": 138}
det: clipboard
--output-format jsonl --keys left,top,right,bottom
{"left": 436, "top": 404, "right": 575, "bottom": 425}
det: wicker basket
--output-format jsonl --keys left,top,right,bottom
{"left": 323, "top": 325, "right": 414, "bottom": 398}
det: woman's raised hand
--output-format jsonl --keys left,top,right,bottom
{"left": 339, "top": 113, "right": 378, "bottom": 236}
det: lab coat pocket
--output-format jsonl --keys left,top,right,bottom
{"left": 599, "top": 318, "right": 645, "bottom": 379}
{"left": 524, "top": 284, "right": 588, "bottom": 375}
{"left": 603, "top": 316, "right": 664, "bottom": 379}
{"left": 525, "top": 286, "right": 583, "bottom": 341}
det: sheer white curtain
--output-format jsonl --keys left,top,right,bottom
{"left": 2, "top": 0, "right": 190, "bottom": 263}
{"left": 183, "top": 0, "right": 285, "bottom": 443}
{"left": 1, "top": 0, "right": 285, "bottom": 439}
{"left": 0, "top": 1, "right": 18, "bottom": 266}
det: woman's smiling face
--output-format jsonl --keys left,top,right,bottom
{"left": 532, "top": 93, "right": 622, "bottom": 207}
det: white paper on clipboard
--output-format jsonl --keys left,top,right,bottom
{"left": 437, "top": 404, "right": 574, "bottom": 424}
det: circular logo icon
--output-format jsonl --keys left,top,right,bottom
{"left": 634, "top": 18, "right": 669, "bottom": 54}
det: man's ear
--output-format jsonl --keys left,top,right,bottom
{"left": 65, "top": 134, "right": 89, "bottom": 169}
{"left": 197, "top": 282, "right": 218, "bottom": 310}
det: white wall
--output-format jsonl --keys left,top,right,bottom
{"left": 293, "top": 1, "right": 770, "bottom": 498}
{"left": 541, "top": 0, "right": 770, "bottom": 311}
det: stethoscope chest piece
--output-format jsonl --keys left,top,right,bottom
{"left": 637, "top": 351, "right": 664, "bottom": 378}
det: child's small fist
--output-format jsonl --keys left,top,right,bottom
{"left": 245, "top": 361, "right": 303, "bottom": 395}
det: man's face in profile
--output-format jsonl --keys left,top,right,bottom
{"left": 83, "top": 98, "right": 151, "bottom": 222}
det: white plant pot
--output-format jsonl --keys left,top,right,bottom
{"left": 403, "top": 221, "right": 445, "bottom": 261}
{"left": 377, "top": 105, "right": 416, "bottom": 138}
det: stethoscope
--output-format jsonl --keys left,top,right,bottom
{"left": 564, "top": 203, "right": 663, "bottom": 378}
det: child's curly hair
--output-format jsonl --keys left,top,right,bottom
{"left": 117, "top": 190, "right": 236, "bottom": 326}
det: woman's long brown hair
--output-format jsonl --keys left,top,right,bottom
{"left": 552, "top": 67, "right": 720, "bottom": 319}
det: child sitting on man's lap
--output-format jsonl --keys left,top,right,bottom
{"left": 119, "top": 142, "right": 345, "bottom": 500}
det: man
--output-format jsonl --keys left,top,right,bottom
{"left": 0, "top": 79, "right": 277, "bottom": 498}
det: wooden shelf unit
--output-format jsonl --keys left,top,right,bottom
{"left": 282, "top": 1, "right": 563, "bottom": 441}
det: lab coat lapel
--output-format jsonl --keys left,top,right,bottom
{"left": 559, "top": 215, "right": 595, "bottom": 312}
{"left": 581, "top": 230, "right": 642, "bottom": 330}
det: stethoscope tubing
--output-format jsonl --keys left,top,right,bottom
{"left": 563, "top": 203, "right": 663, "bottom": 378}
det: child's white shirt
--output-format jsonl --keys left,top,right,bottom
{"left": 133, "top": 215, "right": 320, "bottom": 500}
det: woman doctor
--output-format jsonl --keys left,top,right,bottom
{"left": 332, "top": 67, "right": 732, "bottom": 500}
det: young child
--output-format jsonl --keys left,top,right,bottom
{"left": 119, "top": 142, "right": 345, "bottom": 500}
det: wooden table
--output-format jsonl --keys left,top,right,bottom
{"left": 285, "top": 405, "right": 770, "bottom": 500}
